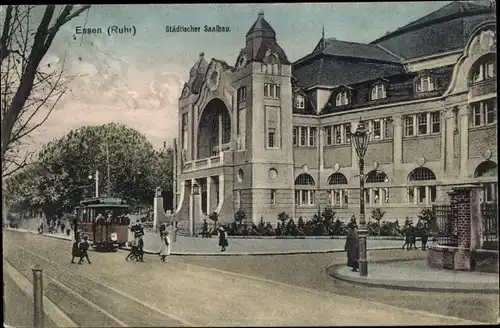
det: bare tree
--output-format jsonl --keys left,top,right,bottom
{"left": 1, "top": 5, "right": 91, "bottom": 178}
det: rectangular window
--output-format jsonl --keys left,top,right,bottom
{"left": 473, "top": 104, "right": 482, "bottom": 126}
{"left": 182, "top": 113, "right": 188, "bottom": 150}
{"left": 417, "top": 113, "right": 428, "bottom": 135}
{"left": 404, "top": 116, "right": 414, "bottom": 136}
{"left": 431, "top": 112, "right": 440, "bottom": 133}
{"left": 265, "top": 83, "right": 280, "bottom": 99}
{"left": 485, "top": 99, "right": 496, "bottom": 124}
{"left": 418, "top": 186, "right": 426, "bottom": 203}
{"left": 300, "top": 127, "right": 306, "bottom": 146}
{"left": 326, "top": 127, "right": 332, "bottom": 145}
{"left": 384, "top": 118, "right": 393, "bottom": 139}
{"left": 344, "top": 123, "right": 351, "bottom": 143}
{"left": 295, "top": 190, "right": 300, "bottom": 204}
{"left": 333, "top": 190, "right": 341, "bottom": 205}
{"left": 372, "top": 120, "right": 381, "bottom": 139}
{"left": 237, "top": 86, "right": 247, "bottom": 103}
{"left": 270, "top": 189, "right": 276, "bottom": 205}
{"left": 293, "top": 127, "right": 298, "bottom": 146}
{"left": 296, "top": 96, "right": 305, "bottom": 109}
{"left": 268, "top": 129, "right": 275, "bottom": 148}
{"left": 309, "top": 127, "right": 317, "bottom": 146}
{"left": 334, "top": 125, "right": 342, "bottom": 144}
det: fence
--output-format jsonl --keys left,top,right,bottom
{"left": 481, "top": 202, "right": 499, "bottom": 250}
{"left": 432, "top": 203, "right": 458, "bottom": 247}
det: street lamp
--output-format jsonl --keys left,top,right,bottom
{"left": 192, "top": 183, "right": 200, "bottom": 195}
{"left": 88, "top": 170, "right": 99, "bottom": 198}
{"left": 350, "top": 122, "right": 371, "bottom": 277}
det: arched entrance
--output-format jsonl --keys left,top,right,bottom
{"left": 197, "top": 98, "right": 231, "bottom": 159}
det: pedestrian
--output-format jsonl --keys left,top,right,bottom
{"left": 202, "top": 219, "right": 208, "bottom": 238}
{"left": 159, "top": 231, "right": 171, "bottom": 262}
{"left": 218, "top": 226, "right": 228, "bottom": 252}
{"left": 344, "top": 215, "right": 360, "bottom": 272}
{"left": 159, "top": 222, "right": 166, "bottom": 239}
{"left": 78, "top": 235, "right": 92, "bottom": 265}
{"left": 71, "top": 231, "right": 82, "bottom": 264}
{"left": 61, "top": 221, "right": 66, "bottom": 234}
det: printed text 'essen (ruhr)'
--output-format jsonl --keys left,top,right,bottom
{"left": 75, "top": 26, "right": 137, "bottom": 36}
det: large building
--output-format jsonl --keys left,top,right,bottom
{"left": 172, "top": 2, "right": 497, "bottom": 229}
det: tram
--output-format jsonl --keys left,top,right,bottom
{"left": 75, "top": 197, "right": 131, "bottom": 251}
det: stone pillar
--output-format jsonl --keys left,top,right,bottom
{"left": 469, "top": 186, "right": 484, "bottom": 250}
{"left": 206, "top": 177, "right": 211, "bottom": 214}
{"left": 393, "top": 115, "right": 403, "bottom": 164}
{"left": 443, "top": 107, "right": 456, "bottom": 174}
{"left": 459, "top": 105, "right": 470, "bottom": 178}
{"left": 451, "top": 184, "right": 482, "bottom": 270}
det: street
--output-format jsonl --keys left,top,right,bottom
{"left": 3, "top": 229, "right": 497, "bottom": 326}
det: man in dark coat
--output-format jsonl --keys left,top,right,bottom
{"left": 344, "top": 215, "right": 360, "bottom": 272}
{"left": 132, "top": 221, "right": 145, "bottom": 262}
{"left": 218, "top": 226, "right": 228, "bottom": 252}
{"left": 202, "top": 219, "right": 209, "bottom": 238}
{"left": 71, "top": 231, "right": 82, "bottom": 264}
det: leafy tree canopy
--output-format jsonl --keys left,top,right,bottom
{"left": 5, "top": 123, "right": 172, "bottom": 219}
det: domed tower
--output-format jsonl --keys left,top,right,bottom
{"left": 232, "top": 10, "right": 295, "bottom": 223}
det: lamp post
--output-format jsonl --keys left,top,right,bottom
{"left": 350, "top": 122, "right": 371, "bottom": 277}
{"left": 88, "top": 170, "right": 99, "bottom": 198}
{"left": 190, "top": 182, "right": 200, "bottom": 237}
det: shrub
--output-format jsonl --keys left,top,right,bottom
{"left": 371, "top": 208, "right": 385, "bottom": 236}
{"left": 235, "top": 209, "right": 246, "bottom": 225}
{"left": 331, "top": 219, "right": 348, "bottom": 236}
{"left": 367, "top": 221, "right": 379, "bottom": 236}
{"left": 379, "top": 220, "right": 401, "bottom": 236}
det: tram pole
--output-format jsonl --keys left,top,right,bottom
{"left": 32, "top": 265, "right": 44, "bottom": 328}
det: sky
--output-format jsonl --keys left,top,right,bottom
{"left": 3, "top": 2, "right": 454, "bottom": 151}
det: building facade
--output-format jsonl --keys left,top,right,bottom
{"left": 173, "top": 2, "right": 497, "bottom": 228}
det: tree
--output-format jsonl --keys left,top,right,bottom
{"left": 277, "top": 212, "right": 289, "bottom": 228}
{"left": 1, "top": 5, "right": 91, "bottom": 178}
{"left": 234, "top": 209, "right": 246, "bottom": 226}
{"left": 5, "top": 123, "right": 173, "bottom": 219}
{"left": 371, "top": 208, "right": 386, "bottom": 236}
{"left": 209, "top": 211, "right": 219, "bottom": 232}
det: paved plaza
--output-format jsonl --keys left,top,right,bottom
{"left": 330, "top": 259, "right": 499, "bottom": 293}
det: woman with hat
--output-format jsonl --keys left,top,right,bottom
{"left": 218, "top": 226, "right": 228, "bottom": 252}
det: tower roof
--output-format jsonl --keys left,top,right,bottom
{"left": 246, "top": 10, "right": 276, "bottom": 38}
{"left": 187, "top": 52, "right": 208, "bottom": 94}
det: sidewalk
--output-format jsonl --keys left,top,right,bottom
{"left": 6, "top": 227, "right": 403, "bottom": 256}
{"left": 328, "top": 259, "right": 499, "bottom": 294}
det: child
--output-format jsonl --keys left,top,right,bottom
{"left": 78, "top": 235, "right": 91, "bottom": 265}
{"left": 159, "top": 231, "right": 171, "bottom": 262}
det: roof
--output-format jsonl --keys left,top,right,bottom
{"left": 293, "top": 56, "right": 405, "bottom": 89}
{"left": 246, "top": 10, "right": 276, "bottom": 37}
{"left": 376, "top": 1, "right": 491, "bottom": 41}
{"left": 370, "top": 1, "right": 495, "bottom": 59}
{"left": 187, "top": 52, "right": 209, "bottom": 94}
{"left": 310, "top": 38, "right": 403, "bottom": 64}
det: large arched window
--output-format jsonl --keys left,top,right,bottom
{"left": 407, "top": 167, "right": 437, "bottom": 205}
{"left": 366, "top": 170, "right": 389, "bottom": 183}
{"left": 295, "top": 173, "right": 315, "bottom": 205}
{"left": 197, "top": 98, "right": 231, "bottom": 158}
{"left": 327, "top": 173, "right": 348, "bottom": 207}
{"left": 469, "top": 53, "right": 496, "bottom": 85}
{"left": 474, "top": 161, "right": 498, "bottom": 203}
{"left": 364, "top": 170, "right": 389, "bottom": 205}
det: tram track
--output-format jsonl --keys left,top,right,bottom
{"left": 6, "top": 244, "right": 193, "bottom": 327}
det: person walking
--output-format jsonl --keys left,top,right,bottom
{"left": 71, "top": 231, "right": 82, "bottom": 264}
{"left": 78, "top": 235, "right": 92, "bottom": 265}
{"left": 159, "top": 231, "right": 171, "bottom": 262}
{"left": 344, "top": 215, "right": 360, "bottom": 272}
{"left": 218, "top": 226, "right": 228, "bottom": 252}
{"left": 202, "top": 219, "right": 209, "bottom": 238}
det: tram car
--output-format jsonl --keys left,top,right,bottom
{"left": 75, "top": 197, "right": 131, "bottom": 251}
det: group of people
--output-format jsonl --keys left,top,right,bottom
{"left": 70, "top": 231, "right": 92, "bottom": 265}
{"left": 344, "top": 215, "right": 432, "bottom": 272}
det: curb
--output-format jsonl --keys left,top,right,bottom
{"left": 120, "top": 245, "right": 403, "bottom": 256}
{"left": 6, "top": 228, "right": 402, "bottom": 256}
{"left": 326, "top": 262, "right": 500, "bottom": 294}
